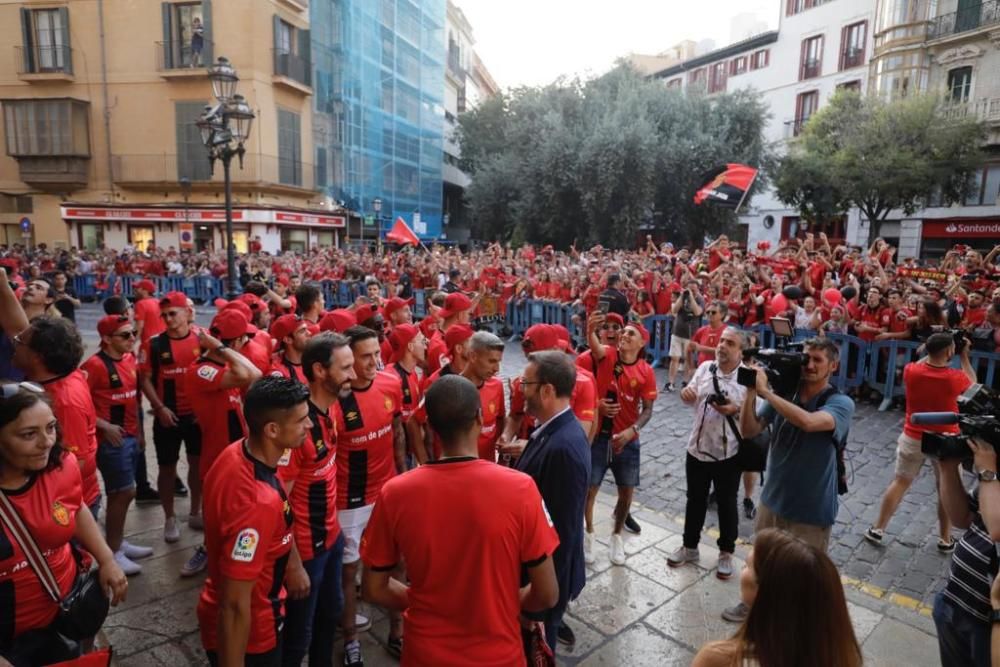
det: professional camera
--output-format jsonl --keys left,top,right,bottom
{"left": 737, "top": 320, "right": 808, "bottom": 399}
{"left": 947, "top": 329, "right": 969, "bottom": 354}
{"left": 917, "top": 384, "right": 1000, "bottom": 461}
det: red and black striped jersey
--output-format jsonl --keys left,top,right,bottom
{"left": 269, "top": 355, "right": 307, "bottom": 385}
{"left": 138, "top": 331, "right": 200, "bottom": 416}
{"left": 186, "top": 358, "right": 247, "bottom": 480}
{"left": 388, "top": 362, "right": 422, "bottom": 421}
{"left": 81, "top": 351, "right": 139, "bottom": 436}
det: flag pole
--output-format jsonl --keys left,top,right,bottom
{"left": 733, "top": 168, "right": 759, "bottom": 216}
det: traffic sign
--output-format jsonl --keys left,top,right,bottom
{"left": 364, "top": 215, "right": 375, "bottom": 227}
{"left": 19, "top": 217, "right": 31, "bottom": 232}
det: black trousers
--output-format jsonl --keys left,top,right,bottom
{"left": 683, "top": 453, "right": 741, "bottom": 554}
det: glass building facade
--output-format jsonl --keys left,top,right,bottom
{"left": 312, "top": 0, "right": 446, "bottom": 240}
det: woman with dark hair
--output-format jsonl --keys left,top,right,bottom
{"left": 909, "top": 298, "right": 948, "bottom": 343}
{"left": 0, "top": 383, "right": 127, "bottom": 666}
{"left": 692, "top": 528, "right": 862, "bottom": 667}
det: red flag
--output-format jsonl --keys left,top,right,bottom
{"left": 385, "top": 217, "right": 420, "bottom": 246}
{"left": 693, "top": 163, "right": 758, "bottom": 208}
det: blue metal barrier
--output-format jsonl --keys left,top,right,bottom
{"left": 826, "top": 333, "right": 868, "bottom": 394}
{"left": 72, "top": 275, "right": 97, "bottom": 299}
{"left": 413, "top": 290, "right": 427, "bottom": 319}
{"left": 865, "top": 340, "right": 921, "bottom": 411}
{"left": 969, "top": 350, "right": 1000, "bottom": 387}
{"left": 643, "top": 315, "right": 673, "bottom": 367}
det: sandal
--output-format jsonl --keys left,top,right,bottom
{"left": 937, "top": 539, "right": 956, "bottom": 553}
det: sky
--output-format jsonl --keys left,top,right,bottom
{"left": 454, "top": 0, "right": 780, "bottom": 89}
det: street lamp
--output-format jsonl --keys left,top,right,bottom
{"left": 372, "top": 197, "right": 382, "bottom": 252}
{"left": 199, "top": 56, "right": 255, "bottom": 299}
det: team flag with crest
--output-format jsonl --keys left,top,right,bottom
{"left": 693, "top": 163, "right": 759, "bottom": 210}
{"left": 385, "top": 217, "right": 421, "bottom": 246}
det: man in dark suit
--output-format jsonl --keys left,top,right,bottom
{"left": 515, "top": 350, "right": 592, "bottom": 650}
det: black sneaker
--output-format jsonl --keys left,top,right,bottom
{"left": 386, "top": 635, "right": 403, "bottom": 659}
{"left": 623, "top": 513, "right": 641, "bottom": 534}
{"left": 557, "top": 621, "right": 576, "bottom": 646}
{"left": 664, "top": 382, "right": 675, "bottom": 392}
{"left": 135, "top": 486, "right": 160, "bottom": 505}
{"left": 174, "top": 478, "right": 189, "bottom": 498}
{"left": 344, "top": 639, "right": 364, "bottom": 667}
{"left": 743, "top": 497, "right": 757, "bottom": 520}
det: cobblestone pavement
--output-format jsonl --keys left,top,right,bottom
{"left": 68, "top": 307, "right": 944, "bottom": 664}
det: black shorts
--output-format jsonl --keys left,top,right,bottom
{"left": 153, "top": 413, "right": 202, "bottom": 466}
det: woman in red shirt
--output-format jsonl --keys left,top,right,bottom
{"left": 0, "top": 384, "right": 127, "bottom": 665}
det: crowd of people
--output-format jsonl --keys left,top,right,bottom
{"left": 0, "top": 231, "right": 999, "bottom": 666}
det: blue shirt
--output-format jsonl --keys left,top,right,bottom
{"left": 0, "top": 333, "right": 24, "bottom": 382}
{"left": 759, "top": 387, "right": 854, "bottom": 527}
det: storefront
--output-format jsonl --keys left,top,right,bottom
{"left": 61, "top": 205, "right": 347, "bottom": 253}
{"left": 918, "top": 218, "right": 1000, "bottom": 259}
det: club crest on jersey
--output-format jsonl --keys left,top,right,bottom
{"left": 630, "top": 378, "right": 638, "bottom": 387}
{"left": 51, "top": 501, "right": 70, "bottom": 526}
{"left": 489, "top": 401, "right": 497, "bottom": 415}
{"left": 231, "top": 528, "right": 259, "bottom": 562}
{"left": 197, "top": 365, "right": 219, "bottom": 381}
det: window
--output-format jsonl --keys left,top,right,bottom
{"left": 787, "top": 0, "right": 807, "bottom": 15}
{"left": 837, "top": 80, "right": 862, "bottom": 93}
{"left": 666, "top": 78, "right": 682, "bottom": 89}
{"left": 273, "top": 16, "right": 311, "bottom": 86}
{"left": 689, "top": 68, "right": 706, "bottom": 86}
{"left": 840, "top": 21, "right": 866, "bottom": 70}
{"left": 280, "top": 228, "right": 308, "bottom": 253}
{"left": 947, "top": 67, "right": 972, "bottom": 104}
{"left": 3, "top": 99, "right": 90, "bottom": 157}
{"left": 0, "top": 195, "right": 33, "bottom": 214}
{"left": 278, "top": 108, "right": 302, "bottom": 186}
{"left": 964, "top": 165, "right": 1000, "bottom": 206}
{"left": 793, "top": 91, "right": 819, "bottom": 136}
{"left": 175, "top": 101, "right": 212, "bottom": 180}
{"left": 750, "top": 49, "right": 769, "bottom": 70}
{"left": 708, "top": 62, "right": 727, "bottom": 93}
{"left": 730, "top": 56, "right": 748, "bottom": 76}
{"left": 128, "top": 227, "right": 155, "bottom": 252}
{"left": 19, "top": 7, "right": 71, "bottom": 74}
{"left": 160, "top": 2, "right": 209, "bottom": 69}
{"left": 78, "top": 223, "right": 103, "bottom": 251}
{"left": 800, "top": 35, "right": 823, "bottom": 80}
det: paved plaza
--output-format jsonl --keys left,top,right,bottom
{"left": 70, "top": 306, "right": 948, "bottom": 665}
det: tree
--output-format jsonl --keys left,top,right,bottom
{"left": 456, "top": 65, "right": 770, "bottom": 247}
{"left": 774, "top": 90, "right": 985, "bottom": 244}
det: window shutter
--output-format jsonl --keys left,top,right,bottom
{"left": 299, "top": 28, "right": 311, "bottom": 86}
{"left": 273, "top": 14, "right": 281, "bottom": 75}
{"left": 20, "top": 8, "right": 35, "bottom": 73}
{"left": 161, "top": 3, "right": 174, "bottom": 69}
{"left": 202, "top": 0, "right": 214, "bottom": 63}
{"left": 58, "top": 7, "right": 72, "bottom": 73}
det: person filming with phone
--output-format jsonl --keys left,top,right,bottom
{"left": 720, "top": 337, "right": 854, "bottom": 624}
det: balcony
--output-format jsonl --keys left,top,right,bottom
{"left": 928, "top": 0, "right": 1000, "bottom": 40}
{"left": 841, "top": 46, "right": 864, "bottom": 70}
{"left": 15, "top": 44, "right": 73, "bottom": 82}
{"left": 273, "top": 49, "right": 312, "bottom": 94}
{"left": 156, "top": 40, "right": 213, "bottom": 78}
{"left": 111, "top": 154, "right": 317, "bottom": 194}
{"left": 784, "top": 118, "right": 808, "bottom": 138}
{"left": 277, "top": 0, "right": 309, "bottom": 11}
{"left": 800, "top": 58, "right": 821, "bottom": 80}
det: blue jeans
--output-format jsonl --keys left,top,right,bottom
{"left": 590, "top": 436, "right": 640, "bottom": 488}
{"left": 933, "top": 591, "right": 990, "bottom": 667}
{"left": 97, "top": 436, "right": 139, "bottom": 494}
{"left": 281, "top": 533, "right": 346, "bottom": 667}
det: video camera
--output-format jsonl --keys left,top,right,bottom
{"left": 915, "top": 384, "right": 1000, "bottom": 460}
{"left": 737, "top": 318, "right": 808, "bottom": 399}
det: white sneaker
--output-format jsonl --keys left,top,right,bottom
{"left": 355, "top": 613, "right": 372, "bottom": 632}
{"left": 584, "top": 531, "right": 595, "bottom": 565}
{"left": 114, "top": 550, "right": 142, "bottom": 576}
{"left": 610, "top": 533, "right": 626, "bottom": 566}
{"left": 164, "top": 516, "right": 180, "bottom": 543}
{"left": 121, "top": 540, "right": 154, "bottom": 559}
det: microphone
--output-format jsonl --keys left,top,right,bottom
{"left": 910, "top": 412, "right": 961, "bottom": 426}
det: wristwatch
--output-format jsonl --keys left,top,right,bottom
{"left": 978, "top": 470, "right": 998, "bottom": 483}
{"left": 992, "top": 608, "right": 1000, "bottom": 624}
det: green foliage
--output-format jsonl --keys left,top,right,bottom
{"left": 774, "top": 90, "right": 985, "bottom": 244}
{"left": 456, "top": 65, "right": 770, "bottom": 247}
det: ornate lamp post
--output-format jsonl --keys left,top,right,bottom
{"left": 197, "top": 56, "right": 255, "bottom": 298}
{"left": 372, "top": 197, "right": 382, "bottom": 253}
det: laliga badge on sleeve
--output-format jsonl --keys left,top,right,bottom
{"left": 197, "top": 365, "right": 219, "bottom": 381}
{"left": 231, "top": 528, "right": 260, "bottom": 562}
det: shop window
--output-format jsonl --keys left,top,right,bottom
{"left": 316, "top": 230, "right": 335, "bottom": 247}
{"left": 78, "top": 223, "right": 104, "bottom": 250}
{"left": 128, "top": 226, "right": 155, "bottom": 252}
{"left": 281, "top": 228, "right": 308, "bottom": 253}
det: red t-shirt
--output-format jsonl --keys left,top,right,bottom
{"left": 856, "top": 305, "right": 890, "bottom": 342}
{"left": 134, "top": 297, "right": 166, "bottom": 347}
{"left": 691, "top": 323, "right": 727, "bottom": 366}
{"left": 475, "top": 377, "right": 506, "bottom": 461}
{"left": 359, "top": 459, "right": 560, "bottom": 667}
{"left": 388, "top": 362, "right": 422, "bottom": 422}
{"left": 244, "top": 338, "right": 273, "bottom": 378}
{"left": 197, "top": 442, "right": 293, "bottom": 655}
{"left": 138, "top": 331, "right": 201, "bottom": 416}
{"left": 333, "top": 371, "right": 402, "bottom": 509}
{"left": 186, "top": 358, "right": 248, "bottom": 479}
{"left": 0, "top": 454, "right": 82, "bottom": 639}
{"left": 81, "top": 350, "right": 139, "bottom": 436}
{"left": 889, "top": 307, "right": 912, "bottom": 334}
{"left": 964, "top": 305, "right": 987, "bottom": 328}
{"left": 269, "top": 356, "right": 307, "bottom": 385}
{"left": 903, "top": 363, "right": 974, "bottom": 439}
{"left": 42, "top": 372, "right": 99, "bottom": 505}
{"left": 425, "top": 331, "right": 447, "bottom": 377}
{"left": 509, "top": 369, "right": 598, "bottom": 438}
{"left": 276, "top": 401, "right": 340, "bottom": 562}
{"left": 412, "top": 366, "right": 458, "bottom": 460}
{"left": 581, "top": 347, "right": 658, "bottom": 434}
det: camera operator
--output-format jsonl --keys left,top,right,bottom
{"left": 665, "top": 279, "right": 704, "bottom": 392}
{"left": 865, "top": 332, "right": 975, "bottom": 551}
{"left": 667, "top": 328, "right": 748, "bottom": 580}
{"left": 935, "top": 437, "right": 1000, "bottom": 667}
{"left": 721, "top": 337, "right": 854, "bottom": 624}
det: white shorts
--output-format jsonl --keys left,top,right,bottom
{"left": 669, "top": 335, "right": 691, "bottom": 358}
{"left": 340, "top": 504, "right": 374, "bottom": 563}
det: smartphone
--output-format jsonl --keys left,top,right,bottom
{"left": 597, "top": 300, "right": 610, "bottom": 314}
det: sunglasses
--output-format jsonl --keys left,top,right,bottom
{"left": 706, "top": 310, "right": 719, "bottom": 315}
{"left": 0, "top": 381, "right": 44, "bottom": 399}
{"left": 112, "top": 330, "right": 138, "bottom": 339}
{"left": 601, "top": 324, "right": 622, "bottom": 331}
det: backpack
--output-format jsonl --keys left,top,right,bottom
{"left": 815, "top": 386, "right": 850, "bottom": 495}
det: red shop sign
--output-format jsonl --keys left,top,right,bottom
{"left": 923, "top": 220, "right": 1000, "bottom": 238}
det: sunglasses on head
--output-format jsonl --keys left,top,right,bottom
{"left": 0, "top": 381, "right": 45, "bottom": 400}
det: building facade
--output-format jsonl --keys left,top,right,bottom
{"left": 1, "top": 0, "right": 343, "bottom": 254}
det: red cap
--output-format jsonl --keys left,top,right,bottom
{"left": 271, "top": 314, "right": 307, "bottom": 342}
{"left": 439, "top": 293, "right": 473, "bottom": 320}
{"left": 220, "top": 300, "right": 254, "bottom": 323}
{"left": 388, "top": 324, "right": 420, "bottom": 363}
{"left": 419, "top": 314, "right": 439, "bottom": 337}
{"left": 444, "top": 324, "right": 475, "bottom": 352}
{"left": 159, "top": 291, "right": 188, "bottom": 309}
{"left": 210, "top": 310, "right": 255, "bottom": 341}
{"left": 319, "top": 309, "right": 356, "bottom": 333}
{"left": 98, "top": 315, "right": 131, "bottom": 338}
{"left": 384, "top": 297, "right": 414, "bottom": 318}
{"left": 626, "top": 322, "right": 650, "bottom": 345}
{"left": 605, "top": 312, "right": 625, "bottom": 328}
{"left": 134, "top": 279, "right": 156, "bottom": 294}
{"left": 355, "top": 303, "right": 382, "bottom": 325}
{"left": 236, "top": 293, "right": 266, "bottom": 312}
{"left": 523, "top": 324, "right": 560, "bottom": 352}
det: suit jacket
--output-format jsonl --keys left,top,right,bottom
{"left": 516, "top": 408, "right": 591, "bottom": 606}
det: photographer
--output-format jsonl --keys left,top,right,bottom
{"left": 667, "top": 328, "right": 748, "bottom": 580}
{"left": 665, "top": 279, "right": 704, "bottom": 392}
{"left": 865, "top": 332, "right": 975, "bottom": 551}
{"left": 935, "top": 437, "right": 1000, "bottom": 667}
